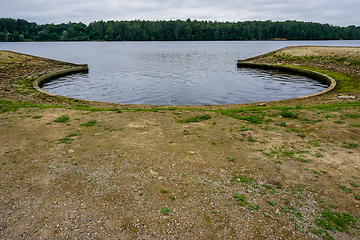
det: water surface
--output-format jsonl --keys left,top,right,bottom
{"left": 2, "top": 41, "right": 359, "bottom": 105}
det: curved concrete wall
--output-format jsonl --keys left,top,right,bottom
{"left": 32, "top": 64, "right": 88, "bottom": 97}
{"left": 237, "top": 61, "right": 336, "bottom": 99}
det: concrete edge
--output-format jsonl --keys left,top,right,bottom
{"left": 236, "top": 61, "right": 336, "bottom": 100}
{"left": 32, "top": 65, "right": 89, "bottom": 97}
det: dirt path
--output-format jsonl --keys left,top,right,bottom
{"left": 0, "top": 47, "right": 360, "bottom": 239}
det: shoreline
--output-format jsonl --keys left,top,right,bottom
{"left": 0, "top": 47, "right": 359, "bottom": 239}
{"left": 1, "top": 46, "right": 359, "bottom": 110}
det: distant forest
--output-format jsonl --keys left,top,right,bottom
{"left": 1, "top": 18, "right": 360, "bottom": 42}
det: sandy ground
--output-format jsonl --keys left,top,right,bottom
{"left": 0, "top": 47, "right": 360, "bottom": 239}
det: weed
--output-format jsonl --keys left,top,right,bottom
{"left": 58, "top": 137, "right": 74, "bottom": 144}
{"left": 340, "top": 185, "right": 352, "bottom": 193}
{"left": 344, "top": 114, "right": 360, "bottom": 119}
{"left": 81, "top": 120, "right": 97, "bottom": 127}
{"left": 231, "top": 174, "right": 252, "bottom": 184}
{"left": 334, "top": 120, "right": 345, "bottom": 124}
{"left": 248, "top": 138, "right": 257, "bottom": 142}
{"left": 315, "top": 209, "right": 357, "bottom": 233}
{"left": 54, "top": 115, "right": 69, "bottom": 123}
{"left": 67, "top": 132, "right": 82, "bottom": 137}
{"left": 350, "top": 183, "right": 359, "bottom": 187}
{"left": 280, "top": 109, "right": 299, "bottom": 119}
{"left": 160, "top": 207, "right": 172, "bottom": 215}
{"left": 279, "top": 150, "right": 295, "bottom": 158}
{"left": 239, "top": 115, "right": 263, "bottom": 124}
{"left": 267, "top": 200, "right": 276, "bottom": 206}
{"left": 343, "top": 142, "right": 359, "bottom": 148}
{"left": 170, "top": 195, "right": 176, "bottom": 201}
{"left": 237, "top": 127, "right": 252, "bottom": 131}
{"left": 227, "top": 156, "right": 236, "bottom": 161}
{"left": 300, "top": 118, "right": 323, "bottom": 124}
{"left": 275, "top": 122, "right": 287, "bottom": 127}
{"left": 177, "top": 115, "right": 211, "bottom": 124}
{"left": 32, "top": 116, "right": 42, "bottom": 119}
{"left": 161, "top": 189, "right": 169, "bottom": 193}
{"left": 249, "top": 204, "right": 260, "bottom": 210}
{"left": 233, "top": 194, "right": 249, "bottom": 206}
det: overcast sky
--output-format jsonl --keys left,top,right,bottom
{"left": 1, "top": 0, "right": 359, "bottom": 26}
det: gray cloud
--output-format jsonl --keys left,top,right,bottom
{"left": 1, "top": 0, "right": 359, "bottom": 26}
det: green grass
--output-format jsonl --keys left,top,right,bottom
{"left": 344, "top": 114, "right": 360, "bottom": 119}
{"left": 239, "top": 115, "right": 263, "bottom": 124}
{"left": 340, "top": 185, "right": 352, "bottom": 193}
{"left": 316, "top": 209, "right": 357, "bottom": 233}
{"left": 53, "top": 115, "right": 69, "bottom": 123}
{"left": 177, "top": 114, "right": 211, "bottom": 124}
{"left": 160, "top": 207, "right": 172, "bottom": 215}
{"left": 280, "top": 109, "right": 299, "bottom": 119}
{"left": 249, "top": 204, "right": 260, "bottom": 210}
{"left": 275, "top": 122, "right": 287, "bottom": 127}
{"left": 80, "top": 120, "right": 97, "bottom": 127}
{"left": 300, "top": 118, "right": 323, "bottom": 124}
{"left": 233, "top": 194, "right": 249, "bottom": 206}
{"left": 343, "top": 142, "right": 359, "bottom": 148}
{"left": 230, "top": 174, "right": 252, "bottom": 184}
{"left": 58, "top": 137, "right": 74, "bottom": 144}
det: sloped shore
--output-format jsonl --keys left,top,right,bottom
{"left": 0, "top": 47, "right": 359, "bottom": 239}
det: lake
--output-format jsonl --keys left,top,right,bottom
{"left": 2, "top": 40, "right": 360, "bottom": 105}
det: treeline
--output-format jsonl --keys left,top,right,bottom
{"left": 1, "top": 18, "right": 360, "bottom": 42}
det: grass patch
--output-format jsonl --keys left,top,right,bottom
{"left": 58, "top": 137, "right": 74, "bottom": 144}
{"left": 177, "top": 114, "right": 211, "bottom": 124}
{"left": 80, "top": 120, "right": 97, "bottom": 127}
{"left": 233, "top": 194, "right": 249, "bottom": 206}
{"left": 343, "top": 142, "right": 359, "bottom": 148}
{"left": 230, "top": 174, "right": 252, "bottom": 184}
{"left": 280, "top": 109, "right": 299, "bottom": 119}
{"left": 275, "top": 122, "right": 287, "bottom": 127}
{"left": 316, "top": 209, "right": 357, "bottom": 233}
{"left": 54, "top": 115, "right": 69, "bottom": 123}
{"left": 160, "top": 207, "right": 172, "bottom": 215}
{"left": 238, "top": 115, "right": 263, "bottom": 124}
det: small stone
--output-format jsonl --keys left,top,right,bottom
{"left": 150, "top": 170, "right": 158, "bottom": 175}
{"left": 275, "top": 209, "right": 281, "bottom": 215}
{"left": 338, "top": 95, "right": 356, "bottom": 99}
{"left": 257, "top": 103, "right": 267, "bottom": 106}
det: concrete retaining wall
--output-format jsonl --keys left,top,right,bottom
{"left": 32, "top": 64, "right": 88, "bottom": 96}
{"left": 237, "top": 61, "right": 336, "bottom": 99}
